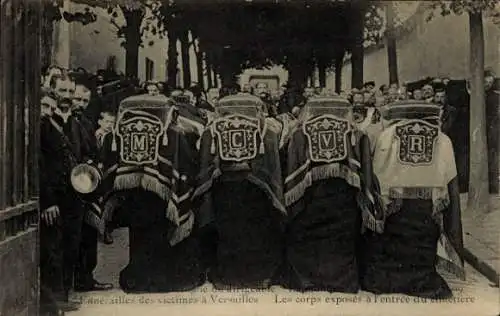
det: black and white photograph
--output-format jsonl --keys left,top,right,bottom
{"left": 0, "top": 0, "right": 499, "bottom": 315}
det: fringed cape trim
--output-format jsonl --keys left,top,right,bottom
{"left": 385, "top": 187, "right": 450, "bottom": 224}
{"left": 101, "top": 147, "right": 196, "bottom": 244}
{"left": 284, "top": 162, "right": 361, "bottom": 207}
{"left": 275, "top": 114, "right": 298, "bottom": 150}
{"left": 168, "top": 207, "right": 194, "bottom": 246}
{"left": 192, "top": 167, "right": 287, "bottom": 215}
{"left": 114, "top": 172, "right": 169, "bottom": 200}
{"left": 247, "top": 173, "right": 287, "bottom": 215}
{"left": 99, "top": 192, "right": 194, "bottom": 245}
{"left": 192, "top": 167, "right": 222, "bottom": 199}
{"left": 437, "top": 233, "right": 466, "bottom": 280}
{"left": 357, "top": 191, "right": 385, "bottom": 234}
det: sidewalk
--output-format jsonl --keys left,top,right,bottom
{"left": 461, "top": 193, "right": 500, "bottom": 286}
{"left": 70, "top": 229, "right": 498, "bottom": 316}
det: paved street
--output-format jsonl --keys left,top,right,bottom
{"left": 68, "top": 227, "right": 499, "bottom": 316}
{"left": 461, "top": 194, "right": 500, "bottom": 279}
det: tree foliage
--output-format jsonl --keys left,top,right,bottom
{"left": 71, "top": 0, "right": 162, "bottom": 48}
{"left": 426, "top": 0, "right": 500, "bottom": 22}
{"left": 424, "top": 0, "right": 499, "bottom": 212}
{"left": 45, "top": 0, "right": 388, "bottom": 84}
{"left": 49, "top": 0, "right": 163, "bottom": 76}
{"left": 155, "top": 0, "right": 383, "bottom": 87}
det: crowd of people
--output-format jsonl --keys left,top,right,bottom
{"left": 38, "top": 62, "right": 498, "bottom": 315}
{"left": 38, "top": 65, "right": 222, "bottom": 314}
{"left": 39, "top": 65, "right": 117, "bottom": 315}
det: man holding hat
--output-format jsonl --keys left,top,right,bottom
{"left": 39, "top": 89, "right": 82, "bottom": 313}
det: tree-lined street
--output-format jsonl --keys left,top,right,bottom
{"left": 1, "top": 1, "right": 498, "bottom": 314}
{"left": 45, "top": 0, "right": 499, "bottom": 217}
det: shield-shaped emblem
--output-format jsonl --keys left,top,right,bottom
{"left": 303, "top": 114, "right": 350, "bottom": 163}
{"left": 117, "top": 115, "right": 164, "bottom": 165}
{"left": 213, "top": 114, "right": 260, "bottom": 162}
{"left": 395, "top": 120, "right": 439, "bottom": 165}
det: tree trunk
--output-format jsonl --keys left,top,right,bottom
{"left": 287, "top": 63, "right": 309, "bottom": 90}
{"left": 166, "top": 28, "right": 178, "bottom": 90}
{"left": 41, "top": 20, "right": 54, "bottom": 68}
{"left": 213, "top": 69, "right": 218, "bottom": 88}
{"left": 41, "top": 2, "right": 58, "bottom": 67}
{"left": 309, "top": 68, "right": 316, "bottom": 87}
{"left": 124, "top": 38, "right": 139, "bottom": 79}
{"left": 334, "top": 56, "right": 343, "bottom": 94}
{"left": 386, "top": 1, "right": 399, "bottom": 85}
{"left": 467, "top": 11, "right": 489, "bottom": 214}
{"left": 318, "top": 62, "right": 327, "bottom": 88}
{"left": 41, "top": 1, "right": 63, "bottom": 68}
{"left": 206, "top": 62, "right": 213, "bottom": 89}
{"left": 217, "top": 48, "right": 239, "bottom": 87}
{"left": 195, "top": 44, "right": 205, "bottom": 91}
{"left": 351, "top": 6, "right": 364, "bottom": 89}
{"left": 123, "top": 8, "right": 142, "bottom": 78}
{"left": 180, "top": 29, "right": 191, "bottom": 88}
{"left": 219, "top": 71, "right": 237, "bottom": 88}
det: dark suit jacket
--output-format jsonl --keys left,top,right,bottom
{"left": 52, "top": 112, "right": 97, "bottom": 162}
{"left": 441, "top": 105, "right": 457, "bottom": 136}
{"left": 39, "top": 117, "right": 79, "bottom": 210}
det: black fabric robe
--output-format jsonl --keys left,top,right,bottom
{"left": 281, "top": 125, "right": 381, "bottom": 292}
{"left": 486, "top": 87, "right": 499, "bottom": 193}
{"left": 361, "top": 124, "right": 465, "bottom": 299}
{"left": 98, "top": 101, "right": 205, "bottom": 293}
{"left": 193, "top": 115, "right": 287, "bottom": 289}
{"left": 360, "top": 179, "right": 463, "bottom": 299}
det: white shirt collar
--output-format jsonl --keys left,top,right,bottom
{"left": 54, "top": 108, "right": 72, "bottom": 123}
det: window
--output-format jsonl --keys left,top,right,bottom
{"left": 145, "top": 58, "right": 154, "bottom": 81}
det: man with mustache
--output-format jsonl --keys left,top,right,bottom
{"left": 39, "top": 90, "right": 81, "bottom": 313}
{"left": 50, "top": 73, "right": 106, "bottom": 298}
{"left": 433, "top": 86, "right": 456, "bottom": 136}
{"left": 422, "top": 84, "right": 435, "bottom": 103}
{"left": 72, "top": 80, "right": 113, "bottom": 292}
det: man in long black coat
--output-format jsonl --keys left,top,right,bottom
{"left": 72, "top": 81, "right": 113, "bottom": 291}
{"left": 40, "top": 91, "right": 81, "bottom": 313}
{"left": 485, "top": 71, "right": 499, "bottom": 194}
{"left": 49, "top": 74, "right": 96, "bottom": 297}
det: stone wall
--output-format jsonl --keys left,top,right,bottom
{"left": 0, "top": 228, "right": 39, "bottom": 316}
{"left": 335, "top": 8, "right": 499, "bottom": 89}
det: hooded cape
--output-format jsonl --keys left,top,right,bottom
{"left": 98, "top": 95, "right": 204, "bottom": 246}
{"left": 373, "top": 119, "right": 464, "bottom": 279}
{"left": 284, "top": 101, "right": 384, "bottom": 233}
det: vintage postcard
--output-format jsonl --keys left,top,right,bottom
{"left": 0, "top": 0, "right": 499, "bottom": 315}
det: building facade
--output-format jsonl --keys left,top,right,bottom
{"left": 67, "top": 3, "right": 498, "bottom": 90}
{"left": 336, "top": 6, "right": 499, "bottom": 89}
